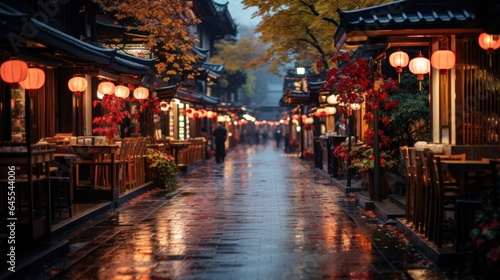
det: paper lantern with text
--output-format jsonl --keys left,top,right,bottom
{"left": 409, "top": 53, "right": 430, "bottom": 91}
{"left": 431, "top": 50, "right": 455, "bottom": 74}
{"left": 114, "top": 84, "right": 130, "bottom": 98}
{"left": 97, "top": 81, "right": 115, "bottom": 95}
{"left": 133, "top": 86, "right": 149, "bottom": 100}
{"left": 68, "top": 75, "right": 87, "bottom": 95}
{"left": 20, "top": 68, "right": 45, "bottom": 93}
{"left": 1, "top": 59, "right": 28, "bottom": 86}
{"left": 389, "top": 50, "right": 409, "bottom": 82}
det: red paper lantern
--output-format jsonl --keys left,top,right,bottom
{"left": 20, "top": 68, "right": 45, "bottom": 92}
{"left": 0, "top": 59, "right": 28, "bottom": 86}
{"left": 478, "top": 33, "right": 500, "bottom": 67}
{"left": 389, "top": 49, "right": 409, "bottom": 82}
{"left": 97, "top": 81, "right": 115, "bottom": 95}
{"left": 114, "top": 84, "right": 130, "bottom": 98}
{"left": 133, "top": 86, "right": 149, "bottom": 100}
{"left": 68, "top": 75, "right": 88, "bottom": 95}
{"left": 431, "top": 50, "right": 455, "bottom": 74}
{"left": 409, "top": 53, "right": 430, "bottom": 91}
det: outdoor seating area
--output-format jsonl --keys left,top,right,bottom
{"left": 399, "top": 145, "right": 495, "bottom": 253}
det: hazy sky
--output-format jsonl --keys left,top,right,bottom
{"left": 225, "top": 0, "right": 261, "bottom": 27}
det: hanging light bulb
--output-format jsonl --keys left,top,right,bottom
{"left": 409, "top": 53, "right": 430, "bottom": 91}
{"left": 389, "top": 49, "right": 409, "bottom": 83}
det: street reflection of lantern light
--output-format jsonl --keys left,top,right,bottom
{"left": 0, "top": 59, "right": 28, "bottom": 88}
{"left": 389, "top": 49, "right": 409, "bottom": 83}
{"left": 409, "top": 52, "right": 430, "bottom": 91}
{"left": 431, "top": 50, "right": 455, "bottom": 74}
{"left": 478, "top": 33, "right": 500, "bottom": 67}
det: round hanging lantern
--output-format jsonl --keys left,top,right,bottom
{"left": 478, "top": 33, "right": 500, "bottom": 53}
{"left": 97, "top": 81, "right": 115, "bottom": 95}
{"left": 20, "top": 68, "right": 45, "bottom": 92}
{"left": 409, "top": 53, "right": 430, "bottom": 91}
{"left": 0, "top": 59, "right": 28, "bottom": 86}
{"left": 198, "top": 109, "right": 207, "bottom": 118}
{"left": 478, "top": 33, "right": 500, "bottom": 67}
{"left": 159, "top": 101, "right": 170, "bottom": 111}
{"left": 206, "top": 111, "right": 217, "bottom": 119}
{"left": 133, "top": 86, "right": 149, "bottom": 100}
{"left": 193, "top": 110, "right": 201, "bottom": 118}
{"left": 68, "top": 75, "right": 88, "bottom": 95}
{"left": 305, "top": 117, "right": 314, "bottom": 125}
{"left": 326, "top": 106, "right": 337, "bottom": 115}
{"left": 350, "top": 103, "right": 361, "bottom": 111}
{"left": 430, "top": 50, "right": 455, "bottom": 74}
{"left": 389, "top": 50, "right": 409, "bottom": 82}
{"left": 292, "top": 114, "right": 300, "bottom": 120}
{"left": 184, "top": 108, "right": 194, "bottom": 118}
{"left": 326, "top": 94, "right": 339, "bottom": 105}
{"left": 114, "top": 85, "right": 130, "bottom": 98}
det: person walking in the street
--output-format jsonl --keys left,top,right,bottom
{"left": 213, "top": 122, "right": 227, "bottom": 163}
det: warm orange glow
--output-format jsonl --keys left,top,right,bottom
{"left": 409, "top": 53, "right": 430, "bottom": 91}
{"left": 389, "top": 50, "right": 409, "bottom": 72}
{"left": 133, "top": 86, "right": 149, "bottom": 99}
{"left": 68, "top": 75, "right": 87, "bottom": 94}
{"left": 478, "top": 33, "right": 500, "bottom": 53}
{"left": 114, "top": 84, "right": 130, "bottom": 98}
{"left": 20, "top": 68, "right": 45, "bottom": 92}
{"left": 0, "top": 59, "right": 28, "bottom": 85}
{"left": 431, "top": 50, "right": 455, "bottom": 74}
{"left": 97, "top": 81, "right": 115, "bottom": 95}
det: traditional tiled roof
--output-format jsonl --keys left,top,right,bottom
{"left": 334, "top": 0, "right": 482, "bottom": 49}
{"left": 0, "top": 3, "right": 155, "bottom": 75}
{"left": 201, "top": 62, "right": 224, "bottom": 79}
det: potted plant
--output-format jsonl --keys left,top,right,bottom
{"left": 146, "top": 148, "right": 180, "bottom": 190}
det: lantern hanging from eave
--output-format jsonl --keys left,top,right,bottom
{"left": 198, "top": 109, "right": 207, "bottom": 118}
{"left": 206, "top": 110, "right": 217, "bottom": 119}
{"left": 20, "top": 68, "right": 45, "bottom": 93}
{"left": 326, "top": 106, "right": 337, "bottom": 115}
{"left": 133, "top": 86, "right": 149, "bottom": 100}
{"left": 159, "top": 101, "right": 170, "bottom": 111}
{"left": 409, "top": 53, "right": 430, "bottom": 91}
{"left": 0, "top": 59, "right": 28, "bottom": 87}
{"left": 326, "top": 94, "right": 339, "bottom": 105}
{"left": 389, "top": 49, "right": 409, "bottom": 83}
{"left": 68, "top": 75, "right": 88, "bottom": 95}
{"left": 478, "top": 33, "right": 500, "bottom": 67}
{"left": 431, "top": 50, "right": 455, "bottom": 74}
{"left": 97, "top": 81, "right": 115, "bottom": 95}
{"left": 114, "top": 84, "right": 130, "bottom": 98}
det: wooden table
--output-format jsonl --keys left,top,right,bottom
{"left": 169, "top": 142, "right": 189, "bottom": 165}
{"left": 68, "top": 145, "right": 119, "bottom": 202}
{"left": 441, "top": 160, "right": 491, "bottom": 193}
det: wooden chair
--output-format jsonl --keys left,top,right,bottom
{"left": 426, "top": 150, "right": 468, "bottom": 248}
{"left": 403, "top": 147, "right": 415, "bottom": 223}
{"left": 411, "top": 149, "right": 426, "bottom": 233}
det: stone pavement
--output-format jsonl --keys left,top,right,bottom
{"left": 15, "top": 143, "right": 478, "bottom": 279}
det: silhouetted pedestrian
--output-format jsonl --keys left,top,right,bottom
{"left": 213, "top": 122, "right": 227, "bottom": 163}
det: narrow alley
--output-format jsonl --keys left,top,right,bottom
{"left": 25, "top": 143, "right": 447, "bottom": 279}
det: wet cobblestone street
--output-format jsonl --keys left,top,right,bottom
{"left": 26, "top": 144, "right": 451, "bottom": 279}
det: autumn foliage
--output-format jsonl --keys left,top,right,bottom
{"left": 93, "top": 94, "right": 131, "bottom": 139}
